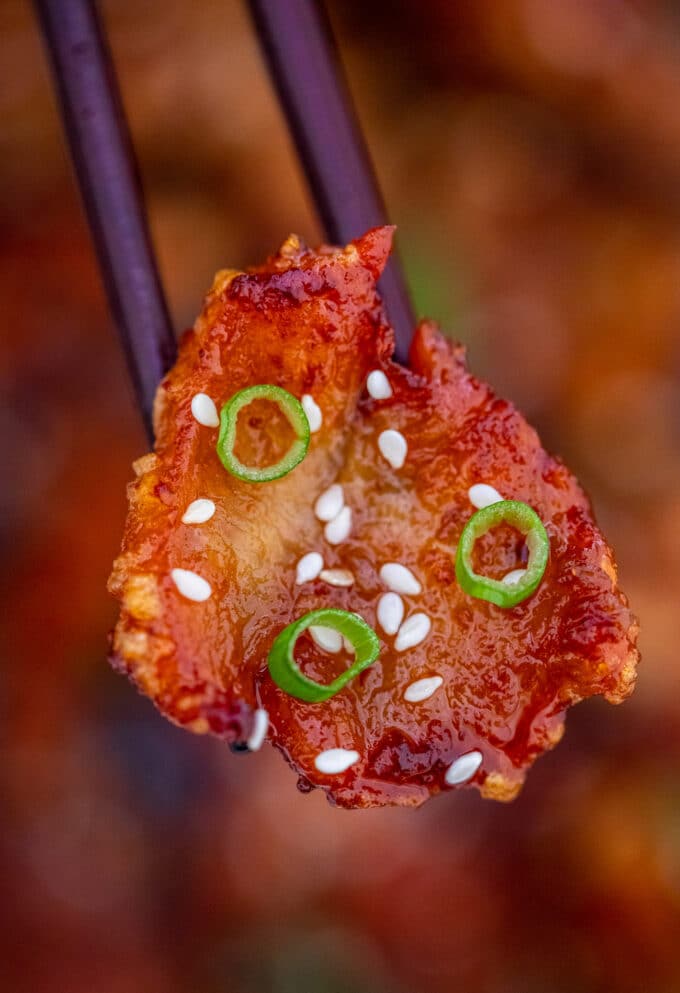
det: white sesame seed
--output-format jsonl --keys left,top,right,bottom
{"left": 395, "top": 612, "right": 431, "bottom": 651}
{"left": 378, "top": 429, "right": 407, "bottom": 469}
{"left": 324, "top": 506, "right": 352, "bottom": 545}
{"left": 296, "top": 552, "right": 324, "bottom": 584}
{"left": 191, "top": 393, "right": 219, "bottom": 427}
{"left": 247, "top": 708, "right": 269, "bottom": 751}
{"left": 468, "top": 483, "right": 503, "bottom": 509}
{"left": 170, "top": 568, "right": 212, "bottom": 602}
{"left": 314, "top": 748, "right": 360, "bottom": 774}
{"left": 376, "top": 592, "right": 405, "bottom": 635}
{"left": 301, "top": 394, "right": 322, "bottom": 433}
{"left": 404, "top": 675, "right": 443, "bottom": 703}
{"left": 309, "top": 625, "right": 343, "bottom": 654}
{"left": 367, "top": 369, "right": 393, "bottom": 399}
{"left": 379, "top": 562, "right": 422, "bottom": 596}
{"left": 181, "top": 498, "right": 216, "bottom": 525}
{"left": 445, "top": 750, "right": 483, "bottom": 785}
{"left": 319, "top": 568, "right": 354, "bottom": 587}
{"left": 314, "top": 483, "right": 344, "bottom": 522}
{"left": 503, "top": 568, "right": 527, "bottom": 585}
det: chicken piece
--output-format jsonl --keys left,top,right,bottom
{"left": 108, "top": 227, "right": 638, "bottom": 808}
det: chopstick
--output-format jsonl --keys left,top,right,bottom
{"left": 34, "top": 0, "right": 415, "bottom": 444}
{"left": 34, "top": 0, "right": 176, "bottom": 443}
{"left": 247, "top": 0, "right": 416, "bottom": 364}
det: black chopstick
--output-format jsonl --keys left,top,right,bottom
{"left": 34, "top": 0, "right": 176, "bottom": 443}
{"left": 34, "top": 0, "right": 415, "bottom": 448}
{"left": 247, "top": 0, "right": 416, "bottom": 364}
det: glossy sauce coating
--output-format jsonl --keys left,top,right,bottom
{"left": 108, "top": 227, "right": 639, "bottom": 808}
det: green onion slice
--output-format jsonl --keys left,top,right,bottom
{"left": 267, "top": 608, "right": 380, "bottom": 702}
{"left": 216, "top": 384, "right": 310, "bottom": 482}
{"left": 455, "top": 499, "right": 549, "bottom": 608}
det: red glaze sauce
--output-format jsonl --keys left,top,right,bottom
{"left": 109, "top": 227, "right": 638, "bottom": 807}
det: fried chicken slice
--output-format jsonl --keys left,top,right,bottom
{"left": 108, "top": 227, "right": 638, "bottom": 808}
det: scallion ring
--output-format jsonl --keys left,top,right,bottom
{"left": 267, "top": 608, "right": 380, "bottom": 702}
{"left": 455, "top": 499, "right": 549, "bottom": 608}
{"left": 216, "top": 384, "right": 310, "bottom": 482}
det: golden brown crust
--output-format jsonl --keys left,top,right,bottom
{"left": 108, "top": 227, "right": 639, "bottom": 808}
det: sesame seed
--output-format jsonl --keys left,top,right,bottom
{"left": 296, "top": 552, "right": 324, "bottom": 584}
{"left": 395, "top": 612, "right": 431, "bottom": 651}
{"left": 181, "top": 498, "right": 216, "bottom": 525}
{"left": 376, "top": 592, "right": 404, "bottom": 635}
{"left": 314, "top": 748, "right": 360, "bottom": 774}
{"left": 404, "top": 675, "right": 443, "bottom": 703}
{"left": 247, "top": 708, "right": 269, "bottom": 752}
{"left": 379, "top": 562, "right": 422, "bottom": 595}
{"left": 310, "top": 625, "right": 343, "bottom": 653}
{"left": 301, "top": 394, "right": 322, "bottom": 433}
{"left": 502, "top": 568, "right": 527, "bottom": 585}
{"left": 378, "top": 429, "right": 407, "bottom": 469}
{"left": 170, "top": 568, "right": 212, "bottom": 602}
{"left": 468, "top": 483, "right": 503, "bottom": 509}
{"left": 324, "top": 506, "right": 352, "bottom": 545}
{"left": 319, "top": 568, "right": 354, "bottom": 587}
{"left": 314, "top": 483, "right": 344, "bottom": 522}
{"left": 191, "top": 393, "right": 219, "bottom": 427}
{"left": 367, "top": 369, "right": 393, "bottom": 399}
{"left": 445, "top": 750, "right": 483, "bottom": 785}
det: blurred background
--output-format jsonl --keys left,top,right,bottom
{"left": 2, "top": 1, "right": 680, "bottom": 990}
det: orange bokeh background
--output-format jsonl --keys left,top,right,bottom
{"left": 2, "top": 2, "right": 679, "bottom": 991}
